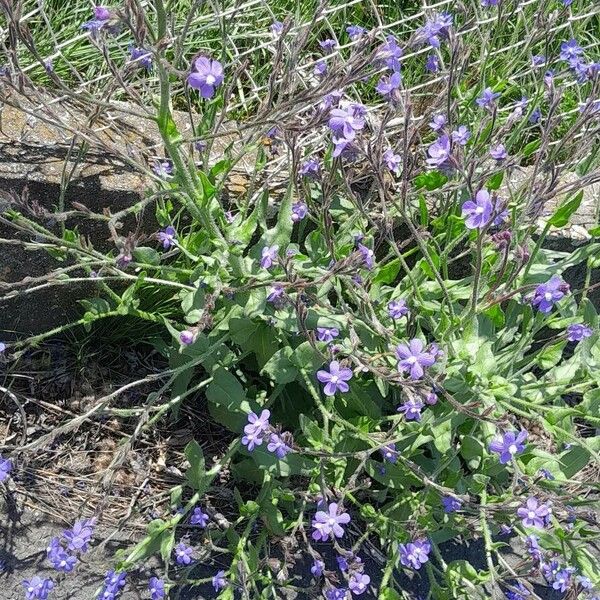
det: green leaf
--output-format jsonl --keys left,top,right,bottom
{"left": 522, "top": 139, "right": 541, "bottom": 158}
{"left": 372, "top": 259, "right": 401, "bottom": 285}
{"left": 535, "top": 341, "right": 566, "bottom": 370}
{"left": 418, "top": 193, "right": 429, "bottom": 226}
{"left": 261, "top": 347, "right": 298, "bottom": 384}
{"left": 159, "top": 530, "right": 175, "bottom": 563}
{"left": 379, "top": 590, "right": 402, "bottom": 600}
{"left": 414, "top": 170, "right": 448, "bottom": 191}
{"left": 548, "top": 191, "right": 583, "bottom": 228}
{"left": 487, "top": 171, "right": 504, "bottom": 190}
{"left": 560, "top": 446, "right": 590, "bottom": 478}
{"left": 132, "top": 246, "right": 160, "bottom": 266}
{"left": 205, "top": 368, "right": 253, "bottom": 430}
{"left": 184, "top": 440, "right": 206, "bottom": 491}
{"left": 229, "top": 317, "right": 258, "bottom": 346}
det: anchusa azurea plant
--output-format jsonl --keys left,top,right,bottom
{"left": 1, "top": 0, "right": 600, "bottom": 598}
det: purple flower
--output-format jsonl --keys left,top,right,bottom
{"left": 399, "top": 539, "right": 431, "bottom": 570}
{"left": 452, "top": 125, "right": 471, "bottom": 146}
{"left": 429, "top": 114, "right": 446, "bottom": 131}
{"left": 267, "top": 433, "right": 293, "bottom": 458}
{"left": 270, "top": 21, "right": 283, "bottom": 36}
{"left": 388, "top": 299, "right": 409, "bottom": 319}
{"left": 336, "top": 555, "right": 349, "bottom": 571}
{"left": 425, "top": 390, "right": 438, "bottom": 405}
{"left": 22, "top": 577, "right": 54, "bottom": 600}
{"left": 513, "top": 96, "right": 528, "bottom": 118}
{"left": 552, "top": 569, "right": 574, "bottom": 593}
{"left": 348, "top": 573, "right": 370, "bottom": 595}
{"left": 328, "top": 105, "right": 365, "bottom": 140}
{"left": 187, "top": 57, "right": 224, "bottom": 99}
{"left": 129, "top": 46, "right": 152, "bottom": 69}
{"left": 319, "top": 39, "right": 337, "bottom": 53}
{"left": 525, "top": 534, "right": 542, "bottom": 561}
{"left": 416, "top": 13, "right": 452, "bottom": 49}
{"left": 442, "top": 496, "right": 462, "bottom": 513}
{"left": 267, "top": 285, "right": 285, "bottom": 306}
{"left": 100, "top": 570, "right": 126, "bottom": 600}
{"left": 560, "top": 39, "right": 583, "bottom": 62}
{"left": 311, "top": 559, "right": 325, "bottom": 577}
{"left": 148, "top": 577, "right": 165, "bottom": 600}
{"left": 63, "top": 519, "right": 95, "bottom": 553}
{"left": 383, "top": 148, "right": 401, "bottom": 175}
{"left": 320, "top": 90, "right": 344, "bottom": 110}
{"left": 244, "top": 409, "right": 271, "bottom": 437}
{"left": 395, "top": 339, "right": 436, "bottom": 380}
{"left": 489, "top": 430, "right": 527, "bottom": 464}
{"left": 425, "top": 54, "right": 440, "bottom": 72}
{"left": 0, "top": 455, "right": 12, "bottom": 482}
{"left": 317, "top": 327, "right": 339, "bottom": 343}
{"left": 377, "top": 35, "right": 403, "bottom": 71}
{"left": 397, "top": 397, "right": 425, "bottom": 421}
{"left": 532, "top": 55, "right": 546, "bottom": 67}
{"left": 576, "top": 576, "right": 593, "bottom": 590}
{"left": 481, "top": 0, "right": 500, "bottom": 6}
{"left": 346, "top": 25, "right": 366, "bottom": 40}
{"left": 529, "top": 108, "right": 541, "bottom": 124}
{"left": 0, "top": 341, "right": 5, "bottom": 353}
{"left": 531, "top": 275, "right": 569, "bottom": 313}
{"left": 260, "top": 245, "right": 279, "bottom": 269}
{"left": 544, "top": 70, "right": 555, "bottom": 87}
{"left": 81, "top": 6, "right": 112, "bottom": 32}
{"left": 539, "top": 468, "right": 555, "bottom": 480}
{"left": 317, "top": 361, "right": 353, "bottom": 396}
{"left": 490, "top": 144, "right": 508, "bottom": 161}
{"left": 332, "top": 136, "right": 356, "bottom": 159}
{"left": 242, "top": 429, "right": 263, "bottom": 452}
{"left": 212, "top": 570, "right": 227, "bottom": 592}
{"left": 292, "top": 202, "right": 308, "bottom": 223}
{"left": 190, "top": 507, "right": 209, "bottom": 527}
{"left": 376, "top": 71, "right": 401, "bottom": 99}
{"left": 462, "top": 189, "right": 493, "bottom": 229}
{"left": 505, "top": 582, "right": 531, "bottom": 600}
{"left": 476, "top": 87, "right": 500, "bottom": 110}
{"left": 541, "top": 559, "right": 561, "bottom": 583}
{"left": 174, "top": 542, "right": 194, "bottom": 565}
{"left": 180, "top": 330, "right": 195, "bottom": 345}
{"left": 517, "top": 497, "right": 551, "bottom": 528}
{"left": 563, "top": 0, "right": 573, "bottom": 5}
{"left": 47, "top": 538, "right": 77, "bottom": 572}
{"left": 381, "top": 443, "right": 398, "bottom": 463}
{"left": 311, "top": 502, "right": 351, "bottom": 541}
{"left": 152, "top": 160, "right": 173, "bottom": 179}
{"left": 326, "top": 588, "right": 348, "bottom": 600}
{"left": 157, "top": 226, "right": 176, "bottom": 249}
{"left": 426, "top": 135, "right": 451, "bottom": 168}
{"left": 566, "top": 323, "right": 593, "bottom": 342}
{"left": 299, "top": 158, "right": 320, "bottom": 178}
{"left": 358, "top": 244, "right": 375, "bottom": 270}
{"left": 314, "top": 61, "right": 327, "bottom": 78}
{"left": 94, "top": 6, "right": 111, "bottom": 20}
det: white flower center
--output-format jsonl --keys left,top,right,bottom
{"left": 528, "top": 511, "right": 537, "bottom": 520}
{"left": 206, "top": 74, "right": 216, "bottom": 85}
{"left": 330, "top": 375, "right": 339, "bottom": 383}
{"left": 407, "top": 356, "right": 417, "bottom": 364}
{"left": 508, "top": 444, "right": 518, "bottom": 454}
{"left": 328, "top": 517, "right": 337, "bottom": 526}
{"left": 544, "top": 292, "right": 553, "bottom": 301}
